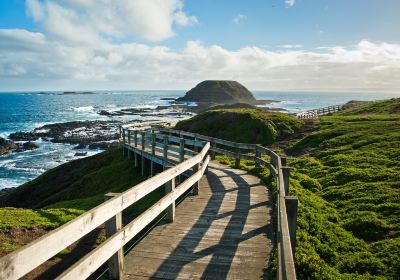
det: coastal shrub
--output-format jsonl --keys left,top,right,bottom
{"left": 286, "top": 109, "right": 400, "bottom": 278}
{"left": 175, "top": 108, "right": 303, "bottom": 144}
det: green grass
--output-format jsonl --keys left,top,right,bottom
{"left": 286, "top": 113, "right": 400, "bottom": 279}
{"left": 0, "top": 149, "right": 147, "bottom": 210}
{"left": 0, "top": 207, "right": 84, "bottom": 229}
{"left": 175, "top": 108, "right": 303, "bottom": 144}
{"left": 338, "top": 98, "right": 400, "bottom": 115}
{"left": 181, "top": 100, "right": 400, "bottom": 279}
{"left": 0, "top": 148, "right": 163, "bottom": 255}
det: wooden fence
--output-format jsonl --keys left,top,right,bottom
{"left": 149, "top": 126, "right": 298, "bottom": 280}
{"left": 0, "top": 126, "right": 298, "bottom": 280}
{"left": 297, "top": 104, "right": 342, "bottom": 119}
{"left": 0, "top": 132, "right": 210, "bottom": 280}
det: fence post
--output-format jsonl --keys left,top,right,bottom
{"left": 179, "top": 139, "right": 185, "bottom": 162}
{"left": 281, "top": 157, "right": 287, "bottom": 166}
{"left": 104, "top": 193, "right": 124, "bottom": 280}
{"left": 122, "top": 129, "right": 126, "bottom": 156}
{"left": 255, "top": 146, "right": 261, "bottom": 167}
{"left": 163, "top": 136, "right": 168, "bottom": 169}
{"left": 141, "top": 132, "right": 145, "bottom": 150}
{"left": 141, "top": 155, "right": 145, "bottom": 176}
{"left": 151, "top": 134, "right": 156, "bottom": 156}
{"left": 165, "top": 178, "right": 175, "bottom": 222}
{"left": 285, "top": 196, "right": 299, "bottom": 257}
{"left": 134, "top": 130, "right": 138, "bottom": 147}
{"left": 235, "top": 144, "right": 240, "bottom": 168}
{"left": 211, "top": 141, "right": 216, "bottom": 160}
{"left": 192, "top": 163, "right": 200, "bottom": 195}
{"left": 194, "top": 134, "right": 199, "bottom": 153}
{"left": 134, "top": 152, "right": 138, "bottom": 167}
{"left": 282, "top": 166, "right": 291, "bottom": 195}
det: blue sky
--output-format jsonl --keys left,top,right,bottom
{"left": 0, "top": 0, "right": 399, "bottom": 91}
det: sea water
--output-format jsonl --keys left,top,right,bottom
{"left": 0, "top": 90, "right": 399, "bottom": 189}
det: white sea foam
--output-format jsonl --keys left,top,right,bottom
{"left": 72, "top": 106, "right": 95, "bottom": 112}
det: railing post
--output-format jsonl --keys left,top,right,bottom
{"left": 151, "top": 134, "right": 156, "bottom": 156}
{"left": 285, "top": 196, "right": 299, "bottom": 257}
{"left": 281, "top": 157, "right": 287, "bottom": 166}
{"left": 134, "top": 130, "right": 138, "bottom": 147}
{"left": 163, "top": 136, "right": 168, "bottom": 169}
{"left": 192, "top": 163, "right": 200, "bottom": 195}
{"left": 141, "top": 132, "right": 145, "bottom": 150}
{"left": 255, "top": 146, "right": 261, "bottom": 167}
{"left": 127, "top": 130, "right": 131, "bottom": 145}
{"left": 179, "top": 138, "right": 185, "bottom": 162}
{"left": 235, "top": 144, "right": 240, "bottom": 168}
{"left": 210, "top": 141, "right": 216, "bottom": 160}
{"left": 134, "top": 152, "right": 138, "bottom": 167}
{"left": 141, "top": 155, "right": 145, "bottom": 176}
{"left": 122, "top": 128, "right": 126, "bottom": 156}
{"left": 194, "top": 133, "right": 199, "bottom": 153}
{"left": 165, "top": 178, "right": 175, "bottom": 222}
{"left": 282, "top": 166, "right": 291, "bottom": 195}
{"left": 104, "top": 193, "right": 124, "bottom": 280}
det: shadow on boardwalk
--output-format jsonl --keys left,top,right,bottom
{"left": 138, "top": 163, "right": 274, "bottom": 279}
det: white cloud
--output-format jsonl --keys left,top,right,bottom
{"left": 25, "top": 0, "right": 198, "bottom": 42}
{"left": 279, "top": 44, "right": 304, "bottom": 49}
{"left": 285, "top": 0, "right": 296, "bottom": 7}
{"left": 233, "top": 14, "right": 246, "bottom": 24}
{"left": 0, "top": 27, "right": 399, "bottom": 91}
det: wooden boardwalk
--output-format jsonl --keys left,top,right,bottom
{"left": 123, "top": 161, "right": 274, "bottom": 279}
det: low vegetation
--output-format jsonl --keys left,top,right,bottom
{"left": 287, "top": 112, "right": 400, "bottom": 279}
{"left": 175, "top": 108, "right": 303, "bottom": 144}
{"left": 1, "top": 98, "right": 399, "bottom": 279}
{"left": 179, "top": 99, "right": 400, "bottom": 279}
{"left": 0, "top": 149, "right": 163, "bottom": 256}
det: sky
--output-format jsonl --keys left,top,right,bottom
{"left": 0, "top": 0, "right": 399, "bottom": 91}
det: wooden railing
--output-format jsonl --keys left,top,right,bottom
{"left": 0, "top": 125, "right": 298, "bottom": 280}
{"left": 149, "top": 126, "right": 298, "bottom": 280}
{"left": 0, "top": 131, "right": 210, "bottom": 280}
{"left": 297, "top": 105, "right": 342, "bottom": 119}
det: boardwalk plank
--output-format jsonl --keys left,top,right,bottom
{"left": 123, "top": 161, "right": 274, "bottom": 280}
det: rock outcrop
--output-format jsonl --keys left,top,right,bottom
{"left": 0, "top": 137, "right": 18, "bottom": 155}
{"left": 176, "top": 80, "right": 256, "bottom": 104}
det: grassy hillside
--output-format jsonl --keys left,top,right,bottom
{"left": 287, "top": 113, "right": 400, "bottom": 279}
{"left": 0, "top": 149, "right": 145, "bottom": 210}
{"left": 338, "top": 98, "right": 400, "bottom": 115}
{"left": 175, "top": 100, "right": 400, "bottom": 279}
{"left": 0, "top": 149, "right": 164, "bottom": 257}
{"left": 175, "top": 108, "right": 303, "bottom": 144}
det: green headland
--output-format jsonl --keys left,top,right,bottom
{"left": 0, "top": 98, "right": 399, "bottom": 279}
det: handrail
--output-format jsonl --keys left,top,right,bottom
{"left": 1, "top": 125, "right": 297, "bottom": 280}
{"left": 148, "top": 126, "right": 298, "bottom": 279}
{"left": 297, "top": 104, "right": 343, "bottom": 119}
{"left": 0, "top": 131, "right": 210, "bottom": 280}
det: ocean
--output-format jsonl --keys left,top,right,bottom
{"left": 0, "top": 90, "right": 399, "bottom": 190}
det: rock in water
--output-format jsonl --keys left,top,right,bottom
{"left": 176, "top": 80, "right": 256, "bottom": 104}
{"left": 0, "top": 137, "right": 17, "bottom": 155}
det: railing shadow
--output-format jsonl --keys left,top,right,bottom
{"left": 149, "top": 163, "right": 274, "bottom": 279}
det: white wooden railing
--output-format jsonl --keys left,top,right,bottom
{"left": 297, "top": 105, "right": 342, "bottom": 119}
{"left": 0, "top": 131, "right": 210, "bottom": 280}
{"left": 148, "top": 127, "right": 298, "bottom": 280}
{"left": 0, "top": 125, "right": 298, "bottom": 280}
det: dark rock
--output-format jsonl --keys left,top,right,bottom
{"left": 73, "top": 144, "right": 87, "bottom": 149}
{"left": 22, "top": 141, "right": 39, "bottom": 150}
{"left": 0, "top": 137, "right": 17, "bottom": 155}
{"left": 9, "top": 132, "right": 39, "bottom": 141}
{"left": 176, "top": 80, "right": 256, "bottom": 104}
{"left": 74, "top": 152, "right": 87, "bottom": 157}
